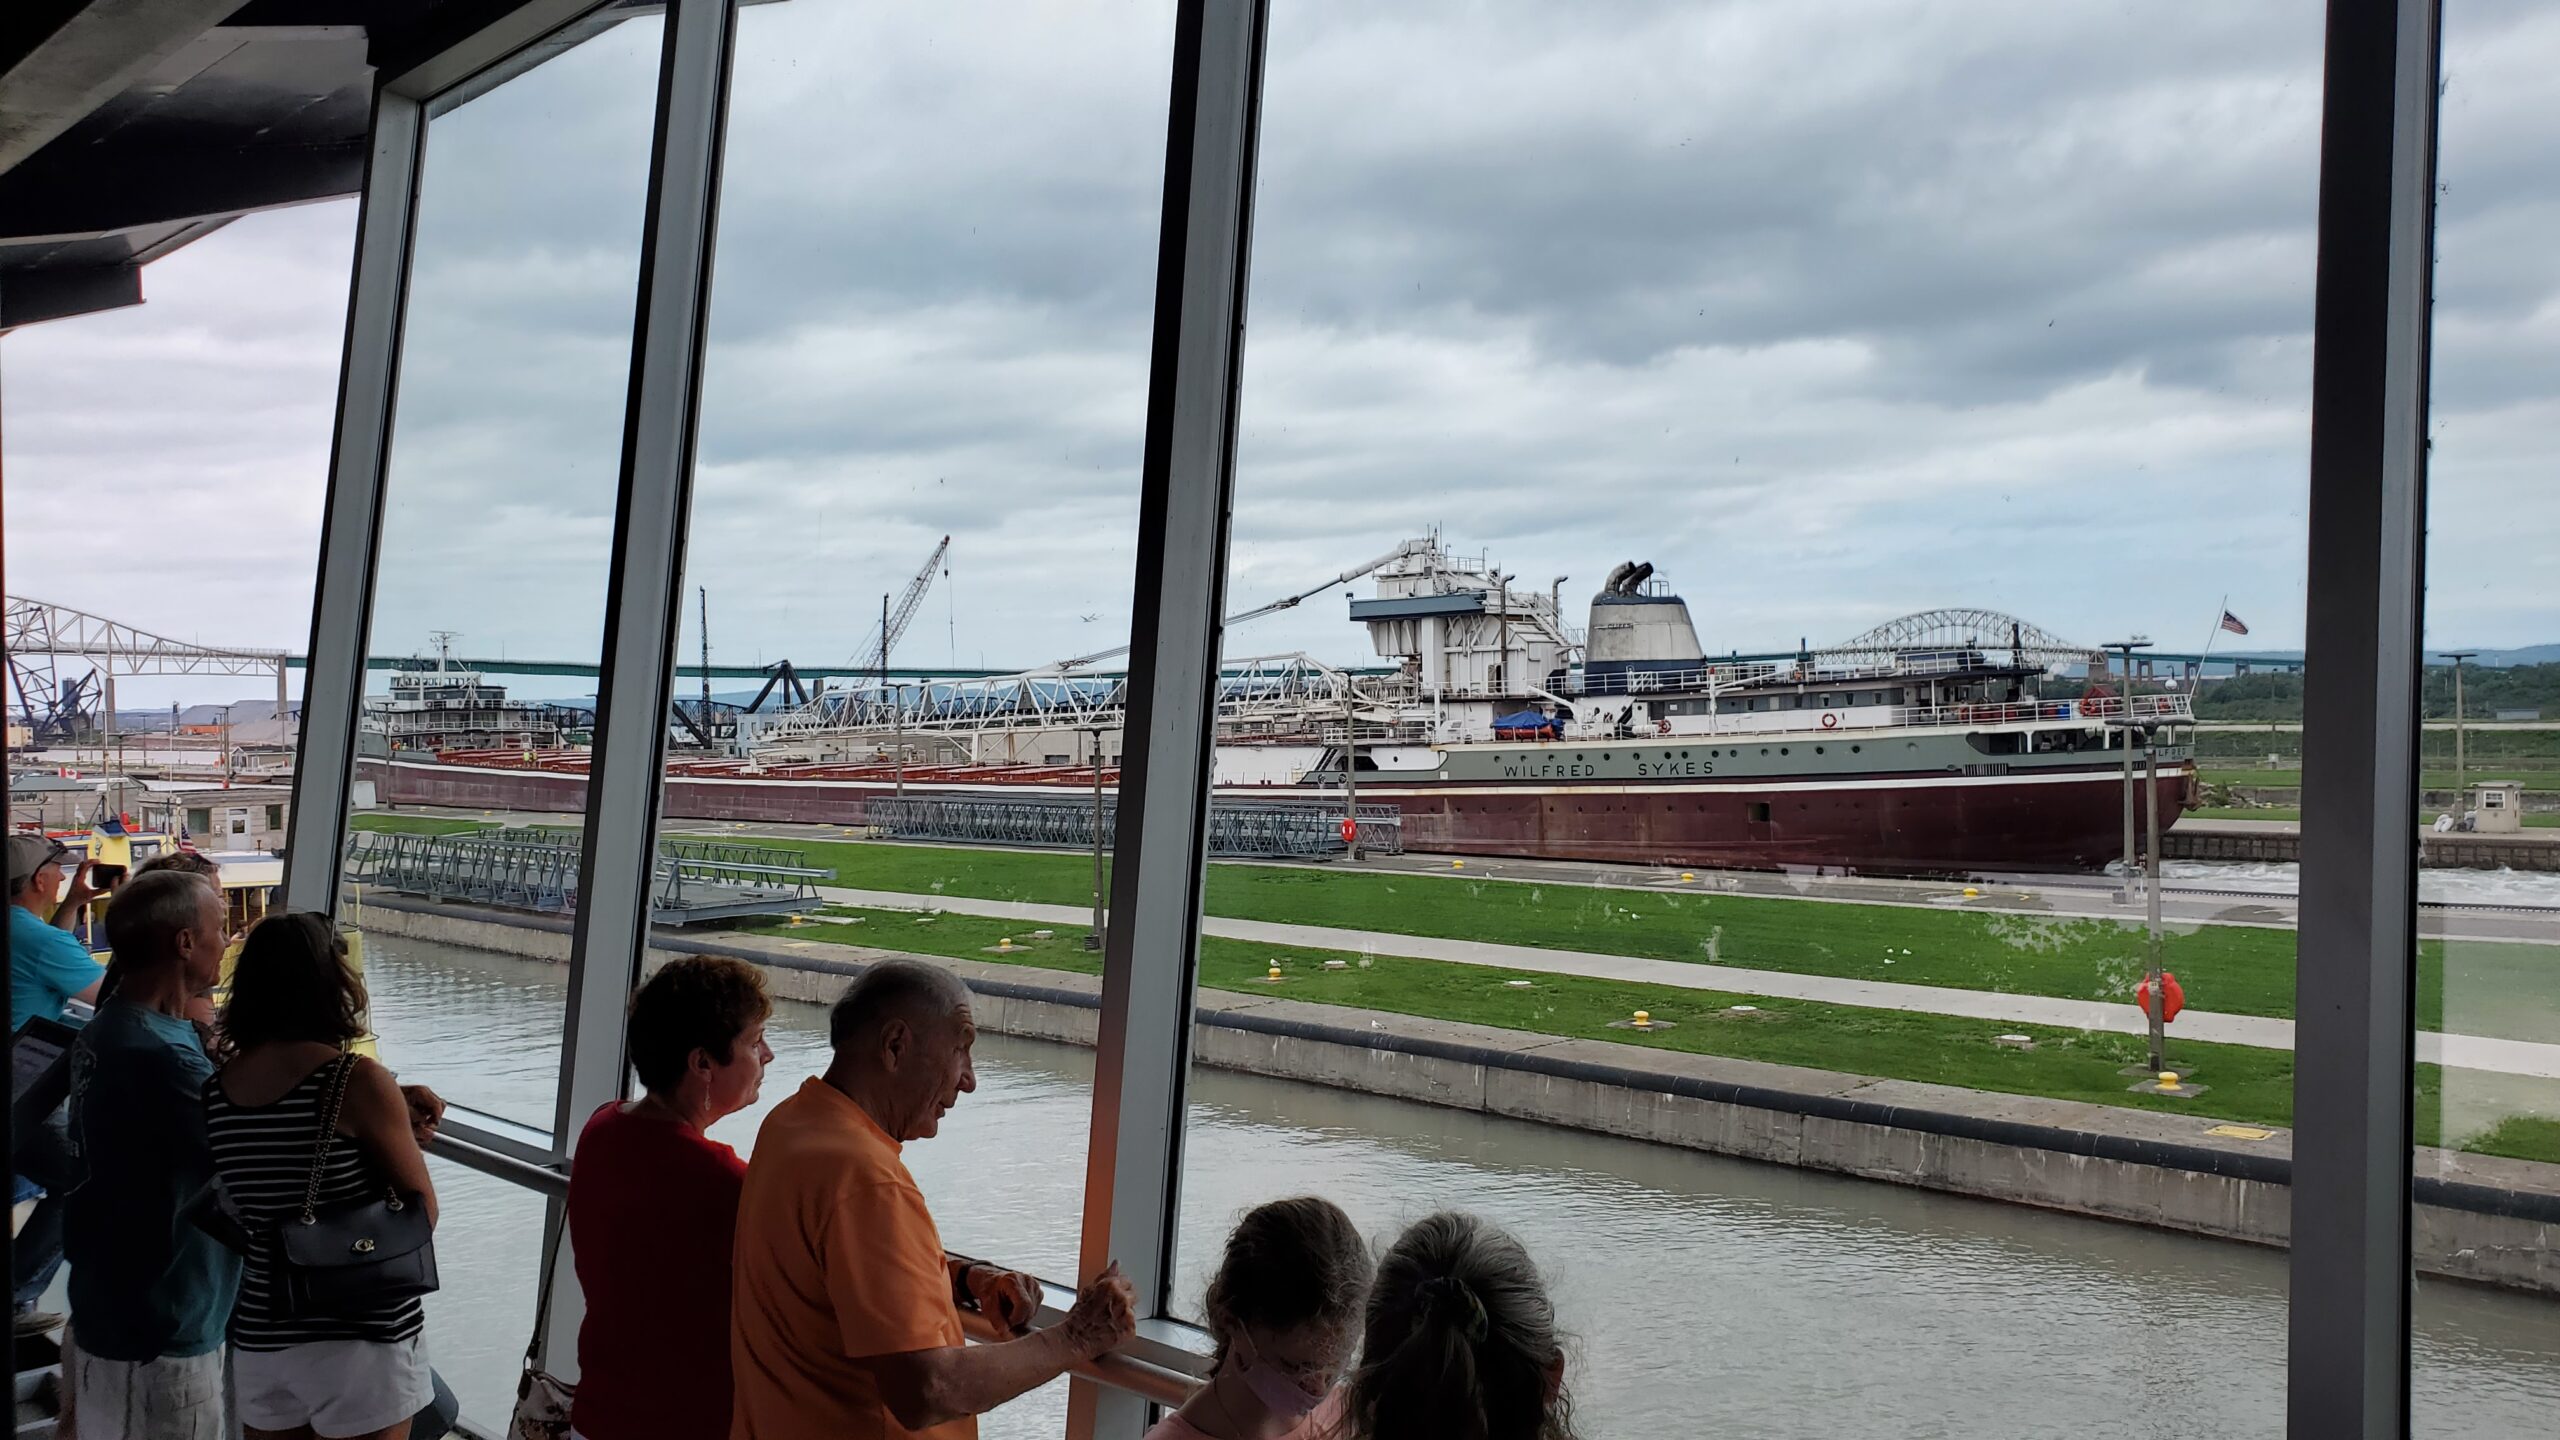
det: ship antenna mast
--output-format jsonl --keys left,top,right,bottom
{"left": 699, "top": 587, "right": 713, "bottom": 731}
{"left": 428, "top": 630, "right": 459, "bottom": 671}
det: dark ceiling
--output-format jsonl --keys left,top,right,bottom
{"left": 0, "top": 1, "right": 512, "bottom": 331}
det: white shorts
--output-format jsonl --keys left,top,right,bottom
{"left": 235, "top": 1335, "right": 434, "bottom": 1437}
{"left": 68, "top": 1345, "right": 227, "bottom": 1440}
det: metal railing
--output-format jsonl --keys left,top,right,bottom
{"left": 870, "top": 794, "right": 1404, "bottom": 858}
{"left": 345, "top": 829, "right": 836, "bottom": 923}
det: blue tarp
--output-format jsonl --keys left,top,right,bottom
{"left": 1491, "top": 710, "right": 1562, "bottom": 736}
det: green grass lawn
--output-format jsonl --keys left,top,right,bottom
{"left": 709, "top": 835, "right": 2524, "bottom": 1030}
{"left": 2200, "top": 767, "right": 2560, "bottom": 792}
{"left": 733, "top": 906, "right": 2544, "bottom": 1165}
{"left": 2189, "top": 805, "right": 2560, "bottom": 828}
{"left": 349, "top": 814, "right": 492, "bottom": 837}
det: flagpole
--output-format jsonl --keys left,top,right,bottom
{"left": 2197, "top": 594, "right": 2229, "bottom": 677}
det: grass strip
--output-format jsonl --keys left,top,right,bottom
{"left": 732, "top": 905, "right": 2548, "bottom": 1166}
{"left": 705, "top": 836, "right": 2520, "bottom": 1032}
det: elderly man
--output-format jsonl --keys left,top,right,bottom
{"left": 59, "top": 868, "right": 239, "bottom": 1439}
{"left": 9, "top": 833, "right": 107, "bottom": 1334}
{"left": 734, "top": 958, "right": 1137, "bottom": 1439}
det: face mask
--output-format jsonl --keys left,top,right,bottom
{"left": 1232, "top": 1331, "right": 1329, "bottom": 1420}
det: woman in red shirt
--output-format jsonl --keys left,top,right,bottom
{"left": 566, "top": 956, "right": 774, "bottom": 1440}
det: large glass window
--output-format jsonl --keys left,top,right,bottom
{"left": 1178, "top": 2, "right": 2351, "bottom": 1429}
{"left": 657, "top": 0, "right": 1173, "bottom": 1298}
{"left": 342, "top": 9, "right": 664, "bottom": 1132}
{"left": 2411, "top": 3, "right": 2560, "bottom": 1430}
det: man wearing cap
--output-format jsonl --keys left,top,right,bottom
{"left": 9, "top": 834, "right": 107, "bottom": 1033}
{"left": 8, "top": 833, "right": 107, "bottom": 1335}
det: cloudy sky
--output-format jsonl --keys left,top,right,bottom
{"left": 6, "top": 0, "right": 2556, "bottom": 704}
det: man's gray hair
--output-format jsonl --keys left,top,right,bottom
{"left": 102, "top": 869, "right": 215, "bottom": 970}
{"left": 829, "top": 958, "right": 972, "bottom": 1052}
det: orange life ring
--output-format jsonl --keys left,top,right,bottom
{"left": 1820, "top": 712, "right": 1839, "bottom": 729}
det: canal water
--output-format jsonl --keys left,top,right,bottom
{"left": 363, "top": 934, "right": 2560, "bottom": 1439}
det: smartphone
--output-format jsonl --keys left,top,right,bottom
{"left": 89, "top": 863, "right": 126, "bottom": 890}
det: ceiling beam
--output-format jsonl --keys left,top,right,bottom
{"left": 0, "top": 137, "right": 365, "bottom": 243}
{"left": 0, "top": 261, "right": 139, "bottom": 330}
{"left": 0, "top": 0, "right": 248, "bottom": 173}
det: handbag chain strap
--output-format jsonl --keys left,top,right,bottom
{"left": 300, "top": 1051, "right": 401, "bottom": 1225}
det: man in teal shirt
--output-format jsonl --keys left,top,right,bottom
{"left": 62, "top": 869, "right": 241, "bottom": 1439}
{"left": 8, "top": 833, "right": 106, "bottom": 1032}
{"left": 8, "top": 832, "right": 106, "bottom": 1330}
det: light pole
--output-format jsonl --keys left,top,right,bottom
{"left": 2144, "top": 726, "right": 2166, "bottom": 1074}
{"left": 2103, "top": 639, "right": 2152, "bottom": 904}
{"left": 2444, "top": 650, "right": 2477, "bottom": 802}
{"left": 221, "top": 702, "right": 238, "bottom": 789}
{"left": 1342, "top": 687, "right": 1360, "bottom": 862}
{"left": 1085, "top": 722, "right": 1108, "bottom": 952}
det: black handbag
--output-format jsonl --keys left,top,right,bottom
{"left": 275, "top": 1053, "right": 439, "bottom": 1317}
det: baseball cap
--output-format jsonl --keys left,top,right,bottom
{"left": 6, "top": 834, "right": 71, "bottom": 889}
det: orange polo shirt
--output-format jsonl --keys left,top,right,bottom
{"left": 731, "top": 1078, "right": 972, "bottom": 1440}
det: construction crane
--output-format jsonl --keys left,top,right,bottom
{"left": 1041, "top": 538, "right": 1433, "bottom": 674}
{"left": 852, "top": 536, "right": 951, "bottom": 678}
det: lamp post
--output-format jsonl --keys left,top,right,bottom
{"left": 1085, "top": 722, "right": 1108, "bottom": 952}
{"left": 2443, "top": 651, "right": 2477, "bottom": 801}
{"left": 2103, "top": 639, "right": 2152, "bottom": 904}
{"left": 2144, "top": 725, "right": 2166, "bottom": 1074}
{"left": 1342, "top": 686, "right": 1360, "bottom": 863}
{"left": 221, "top": 702, "right": 238, "bottom": 789}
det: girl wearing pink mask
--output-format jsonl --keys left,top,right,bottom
{"left": 1150, "top": 1197, "right": 1372, "bottom": 1440}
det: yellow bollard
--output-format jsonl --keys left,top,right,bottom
{"left": 1962, "top": 886, "right": 1980, "bottom": 898}
{"left": 1632, "top": 1010, "right": 1652, "bottom": 1029}
{"left": 1679, "top": 872, "right": 1695, "bottom": 882}
{"left": 1452, "top": 859, "right": 1465, "bottom": 869}
{"left": 998, "top": 936, "right": 1013, "bottom": 951}
{"left": 1267, "top": 963, "right": 1282, "bottom": 981}
{"left": 2158, "top": 1071, "right": 2181, "bottom": 1090}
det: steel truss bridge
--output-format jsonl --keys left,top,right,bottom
{"left": 6, "top": 595, "right": 292, "bottom": 743}
{"left": 757, "top": 653, "right": 1370, "bottom": 744}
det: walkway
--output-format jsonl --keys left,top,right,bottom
{"left": 819, "top": 884, "right": 2560, "bottom": 1081}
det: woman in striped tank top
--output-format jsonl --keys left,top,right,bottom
{"left": 205, "top": 914, "right": 438, "bottom": 1440}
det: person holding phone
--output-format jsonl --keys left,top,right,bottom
{"left": 8, "top": 834, "right": 109, "bottom": 1334}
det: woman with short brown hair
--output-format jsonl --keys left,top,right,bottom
{"left": 566, "top": 955, "right": 775, "bottom": 1440}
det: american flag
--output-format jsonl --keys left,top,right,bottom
{"left": 2219, "top": 610, "right": 2250, "bottom": 637}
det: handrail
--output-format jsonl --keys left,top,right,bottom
{"left": 953, "top": 1274, "right": 1212, "bottom": 1409}
{"left": 426, "top": 1125, "right": 567, "bottom": 1197}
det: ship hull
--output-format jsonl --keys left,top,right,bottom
{"left": 363, "top": 755, "right": 2192, "bottom": 877}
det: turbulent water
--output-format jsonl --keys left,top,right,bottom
{"left": 362, "top": 934, "right": 2560, "bottom": 1439}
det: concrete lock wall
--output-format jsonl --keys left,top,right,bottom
{"left": 351, "top": 895, "right": 2560, "bottom": 1298}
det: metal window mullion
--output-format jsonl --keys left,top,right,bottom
{"left": 536, "top": 0, "right": 735, "bottom": 1375}
{"left": 282, "top": 90, "right": 423, "bottom": 911}
{"left": 2289, "top": 0, "right": 2439, "bottom": 1434}
{"left": 1068, "top": 3, "right": 1267, "bottom": 1438}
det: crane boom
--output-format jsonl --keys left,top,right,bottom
{"left": 853, "top": 536, "right": 951, "bottom": 675}
{"left": 1042, "top": 538, "right": 1431, "bottom": 673}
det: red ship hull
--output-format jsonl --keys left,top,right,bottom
{"left": 361, "top": 756, "right": 2192, "bottom": 877}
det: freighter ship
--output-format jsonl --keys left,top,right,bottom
{"left": 359, "top": 540, "right": 2194, "bottom": 876}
